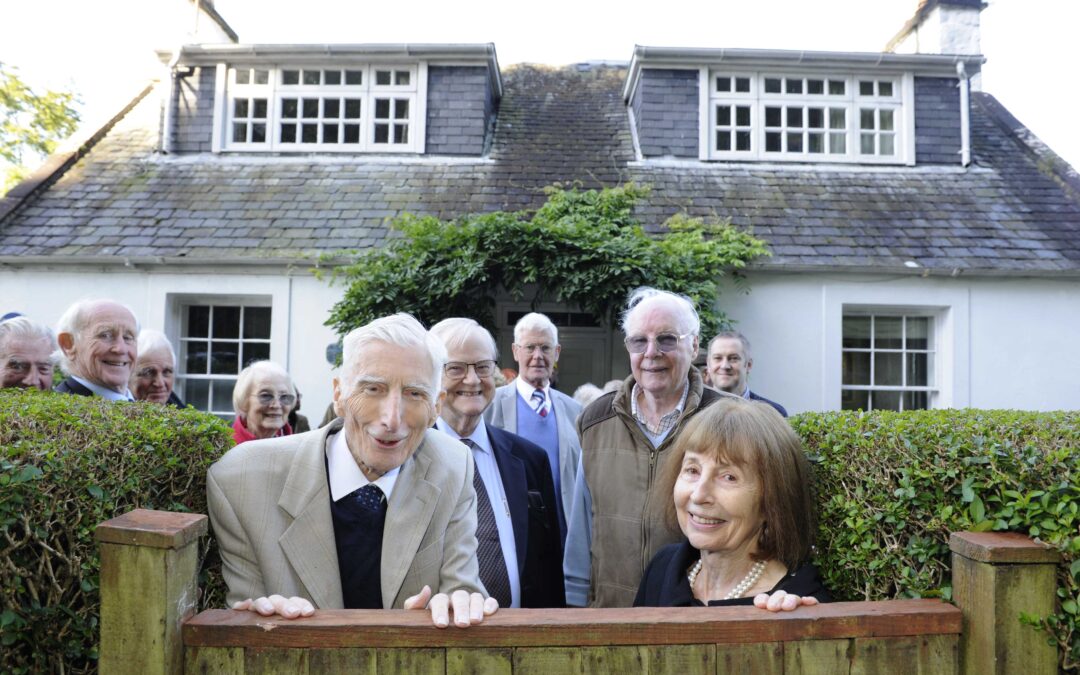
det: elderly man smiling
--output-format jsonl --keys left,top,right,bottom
{"left": 564, "top": 288, "right": 730, "bottom": 607}
{"left": 54, "top": 299, "right": 139, "bottom": 401}
{"left": 207, "top": 313, "right": 497, "bottom": 627}
{"left": 0, "top": 316, "right": 57, "bottom": 391}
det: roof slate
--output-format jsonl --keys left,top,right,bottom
{"left": 1, "top": 63, "right": 1078, "bottom": 274}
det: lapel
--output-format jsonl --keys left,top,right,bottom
{"left": 380, "top": 431, "right": 441, "bottom": 608}
{"left": 551, "top": 393, "right": 579, "bottom": 487}
{"left": 277, "top": 421, "right": 343, "bottom": 609}
{"left": 499, "top": 386, "right": 518, "bottom": 432}
{"left": 488, "top": 427, "right": 528, "bottom": 573}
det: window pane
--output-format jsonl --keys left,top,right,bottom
{"left": 394, "top": 99, "right": 409, "bottom": 119}
{"left": 717, "top": 131, "right": 731, "bottom": 151}
{"left": 376, "top": 70, "right": 391, "bottom": 85}
{"left": 184, "top": 340, "right": 208, "bottom": 374}
{"left": 717, "top": 105, "right": 731, "bottom": 126}
{"left": 841, "top": 389, "right": 869, "bottom": 411}
{"left": 395, "top": 70, "right": 410, "bottom": 85}
{"left": 302, "top": 99, "right": 319, "bottom": 118}
{"left": 880, "top": 109, "right": 894, "bottom": 131}
{"left": 808, "top": 133, "right": 824, "bottom": 153}
{"left": 253, "top": 99, "right": 267, "bottom": 118}
{"left": 829, "top": 108, "right": 845, "bottom": 129}
{"left": 807, "top": 79, "right": 824, "bottom": 94}
{"left": 323, "top": 98, "right": 340, "bottom": 118}
{"left": 830, "top": 133, "right": 846, "bottom": 153}
{"left": 394, "top": 124, "right": 408, "bottom": 144}
{"left": 303, "top": 70, "right": 320, "bottom": 85}
{"left": 344, "top": 124, "right": 360, "bottom": 143}
{"left": 282, "top": 98, "right": 298, "bottom": 118}
{"left": 879, "top": 81, "right": 893, "bottom": 97}
{"left": 236, "top": 69, "right": 252, "bottom": 85}
{"left": 344, "top": 99, "right": 361, "bottom": 118}
{"left": 860, "top": 109, "right": 875, "bottom": 130}
{"left": 880, "top": 134, "right": 895, "bottom": 155}
{"left": 280, "top": 124, "right": 296, "bottom": 143}
{"left": 735, "top": 77, "right": 750, "bottom": 93}
{"left": 765, "top": 132, "right": 781, "bottom": 152}
{"left": 735, "top": 106, "right": 750, "bottom": 126}
{"left": 808, "top": 108, "right": 823, "bottom": 128}
{"left": 210, "top": 342, "right": 239, "bottom": 374}
{"left": 242, "top": 343, "right": 270, "bottom": 367}
{"left": 374, "top": 123, "right": 389, "bottom": 143}
{"left": 244, "top": 306, "right": 271, "bottom": 339}
{"left": 186, "top": 378, "right": 209, "bottom": 410}
{"left": 828, "top": 80, "right": 845, "bottom": 95}
{"left": 375, "top": 99, "right": 390, "bottom": 118}
{"left": 187, "top": 306, "right": 210, "bottom": 338}
{"left": 343, "top": 70, "right": 362, "bottom": 85}
{"left": 254, "top": 70, "right": 269, "bottom": 85}
{"left": 302, "top": 123, "right": 317, "bottom": 143}
{"left": 215, "top": 306, "right": 241, "bottom": 338}
{"left": 786, "top": 107, "right": 802, "bottom": 127}
{"left": 786, "top": 132, "right": 802, "bottom": 152}
{"left": 716, "top": 76, "right": 731, "bottom": 92}
{"left": 785, "top": 78, "right": 802, "bottom": 94}
{"left": 251, "top": 124, "right": 265, "bottom": 143}
{"left": 874, "top": 352, "right": 902, "bottom": 385}
{"left": 232, "top": 123, "right": 247, "bottom": 143}
{"left": 842, "top": 351, "right": 870, "bottom": 385}
{"left": 861, "top": 133, "right": 875, "bottom": 154}
{"left": 873, "top": 390, "right": 901, "bottom": 411}
{"left": 324, "top": 70, "right": 341, "bottom": 85}
{"left": 876, "top": 317, "right": 902, "bottom": 349}
{"left": 212, "top": 379, "right": 236, "bottom": 412}
{"left": 859, "top": 80, "right": 874, "bottom": 96}
{"left": 765, "top": 107, "right": 781, "bottom": 127}
{"left": 736, "top": 131, "right": 751, "bottom": 151}
{"left": 904, "top": 391, "right": 928, "bottom": 410}
{"left": 907, "top": 352, "right": 928, "bottom": 386}
{"left": 765, "top": 78, "right": 781, "bottom": 93}
{"left": 906, "top": 317, "right": 929, "bottom": 349}
{"left": 843, "top": 316, "right": 871, "bottom": 348}
{"left": 282, "top": 70, "right": 299, "bottom": 85}
{"left": 234, "top": 99, "right": 249, "bottom": 117}
{"left": 323, "top": 123, "right": 338, "bottom": 143}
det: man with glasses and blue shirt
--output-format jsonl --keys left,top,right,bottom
{"left": 564, "top": 287, "right": 730, "bottom": 607}
{"left": 486, "top": 312, "right": 582, "bottom": 546}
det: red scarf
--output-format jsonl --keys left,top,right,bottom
{"left": 232, "top": 416, "right": 293, "bottom": 445}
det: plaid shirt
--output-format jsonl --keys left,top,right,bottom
{"left": 630, "top": 380, "right": 690, "bottom": 442}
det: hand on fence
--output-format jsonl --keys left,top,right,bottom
{"left": 753, "top": 590, "right": 819, "bottom": 612}
{"left": 404, "top": 585, "right": 499, "bottom": 628}
{"left": 232, "top": 595, "right": 316, "bottom": 619}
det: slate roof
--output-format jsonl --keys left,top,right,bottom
{"left": 1, "top": 63, "right": 1078, "bottom": 275}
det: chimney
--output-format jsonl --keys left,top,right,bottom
{"left": 885, "top": 0, "right": 985, "bottom": 88}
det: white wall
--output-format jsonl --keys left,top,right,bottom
{"left": 0, "top": 264, "right": 344, "bottom": 422}
{"left": 718, "top": 271, "right": 1080, "bottom": 414}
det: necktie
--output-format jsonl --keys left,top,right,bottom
{"left": 531, "top": 388, "right": 548, "bottom": 417}
{"left": 351, "top": 483, "right": 386, "bottom": 513}
{"left": 461, "top": 438, "right": 512, "bottom": 608}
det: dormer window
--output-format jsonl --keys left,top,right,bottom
{"left": 221, "top": 64, "right": 423, "bottom": 153}
{"left": 708, "top": 71, "right": 909, "bottom": 163}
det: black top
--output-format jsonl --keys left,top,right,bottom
{"left": 634, "top": 541, "right": 831, "bottom": 607}
{"left": 327, "top": 446, "right": 387, "bottom": 610}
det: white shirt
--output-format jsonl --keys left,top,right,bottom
{"left": 325, "top": 428, "right": 400, "bottom": 502}
{"left": 515, "top": 376, "right": 550, "bottom": 416}
{"left": 72, "top": 375, "right": 134, "bottom": 402}
{"left": 435, "top": 417, "right": 521, "bottom": 607}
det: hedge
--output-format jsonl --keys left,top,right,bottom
{"left": 0, "top": 388, "right": 232, "bottom": 674}
{"left": 796, "top": 408, "right": 1080, "bottom": 672}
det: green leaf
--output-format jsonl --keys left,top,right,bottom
{"left": 969, "top": 496, "right": 985, "bottom": 523}
{"left": 87, "top": 485, "right": 104, "bottom": 500}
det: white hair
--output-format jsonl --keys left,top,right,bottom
{"left": 572, "top": 383, "right": 604, "bottom": 407}
{"left": 339, "top": 313, "right": 447, "bottom": 399}
{"left": 620, "top": 287, "right": 700, "bottom": 337}
{"left": 232, "top": 360, "right": 296, "bottom": 414}
{"left": 513, "top": 312, "right": 559, "bottom": 345}
{"left": 430, "top": 317, "right": 498, "bottom": 361}
{"left": 135, "top": 329, "right": 176, "bottom": 366}
{"left": 0, "top": 317, "right": 57, "bottom": 363}
{"left": 55, "top": 299, "right": 140, "bottom": 374}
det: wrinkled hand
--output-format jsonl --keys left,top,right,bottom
{"left": 404, "top": 585, "right": 499, "bottom": 628}
{"left": 753, "top": 590, "right": 819, "bottom": 612}
{"left": 233, "top": 594, "right": 315, "bottom": 619}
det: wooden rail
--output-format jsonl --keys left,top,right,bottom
{"left": 95, "top": 509, "right": 1060, "bottom": 674}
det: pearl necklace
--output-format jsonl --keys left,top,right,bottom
{"left": 687, "top": 559, "right": 766, "bottom": 601}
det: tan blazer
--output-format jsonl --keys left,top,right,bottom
{"left": 207, "top": 419, "right": 484, "bottom": 609}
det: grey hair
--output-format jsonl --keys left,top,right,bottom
{"left": 572, "top": 382, "right": 604, "bottom": 407}
{"left": 232, "top": 360, "right": 296, "bottom": 415}
{"left": 0, "top": 316, "right": 57, "bottom": 363}
{"left": 430, "top": 318, "right": 498, "bottom": 361}
{"left": 708, "top": 330, "right": 752, "bottom": 360}
{"left": 339, "top": 313, "right": 447, "bottom": 399}
{"left": 619, "top": 287, "right": 700, "bottom": 337}
{"left": 135, "top": 329, "right": 177, "bottom": 366}
{"left": 55, "top": 299, "right": 141, "bottom": 374}
{"left": 513, "top": 312, "right": 559, "bottom": 345}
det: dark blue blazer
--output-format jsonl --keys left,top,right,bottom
{"left": 749, "top": 390, "right": 788, "bottom": 417}
{"left": 485, "top": 425, "right": 566, "bottom": 608}
{"left": 54, "top": 377, "right": 94, "bottom": 397}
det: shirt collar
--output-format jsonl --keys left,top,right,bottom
{"left": 326, "top": 428, "right": 399, "bottom": 501}
{"left": 72, "top": 375, "right": 134, "bottom": 401}
{"left": 435, "top": 416, "right": 493, "bottom": 454}
{"left": 515, "top": 376, "right": 549, "bottom": 402}
{"left": 630, "top": 379, "right": 690, "bottom": 434}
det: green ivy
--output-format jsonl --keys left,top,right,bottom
{"left": 796, "top": 408, "right": 1080, "bottom": 671}
{"left": 0, "top": 388, "right": 232, "bottom": 674}
{"left": 324, "top": 183, "right": 770, "bottom": 340}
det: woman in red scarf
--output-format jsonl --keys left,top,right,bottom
{"left": 231, "top": 361, "right": 296, "bottom": 445}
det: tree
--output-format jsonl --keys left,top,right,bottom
{"left": 325, "top": 183, "right": 770, "bottom": 342}
{"left": 0, "top": 62, "right": 80, "bottom": 194}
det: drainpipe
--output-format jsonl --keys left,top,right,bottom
{"left": 956, "top": 61, "right": 971, "bottom": 167}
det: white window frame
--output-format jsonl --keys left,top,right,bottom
{"left": 216, "top": 63, "right": 425, "bottom": 154}
{"left": 840, "top": 311, "right": 937, "bottom": 411}
{"left": 822, "top": 282, "right": 969, "bottom": 410}
{"left": 706, "top": 69, "right": 915, "bottom": 165}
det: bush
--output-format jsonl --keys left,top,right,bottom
{"left": 796, "top": 409, "right": 1080, "bottom": 671}
{"left": 0, "top": 388, "right": 232, "bottom": 674}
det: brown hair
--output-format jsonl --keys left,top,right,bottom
{"left": 653, "top": 397, "right": 816, "bottom": 570}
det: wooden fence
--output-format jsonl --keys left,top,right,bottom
{"left": 96, "top": 509, "right": 1060, "bottom": 674}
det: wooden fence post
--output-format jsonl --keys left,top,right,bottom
{"left": 950, "top": 531, "right": 1060, "bottom": 675}
{"left": 96, "top": 509, "right": 207, "bottom": 675}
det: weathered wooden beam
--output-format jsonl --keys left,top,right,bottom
{"left": 950, "top": 531, "right": 1060, "bottom": 675}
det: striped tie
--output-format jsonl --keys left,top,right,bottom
{"left": 461, "top": 438, "right": 512, "bottom": 608}
{"left": 531, "top": 388, "right": 548, "bottom": 417}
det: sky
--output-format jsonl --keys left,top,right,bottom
{"left": 2, "top": 0, "right": 1078, "bottom": 172}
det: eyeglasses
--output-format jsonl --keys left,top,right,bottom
{"left": 624, "top": 333, "right": 693, "bottom": 354}
{"left": 255, "top": 392, "right": 297, "bottom": 407}
{"left": 444, "top": 360, "right": 497, "bottom": 379}
{"left": 515, "top": 343, "right": 554, "bottom": 355}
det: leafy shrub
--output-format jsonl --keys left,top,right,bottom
{"left": 796, "top": 409, "right": 1080, "bottom": 671}
{"left": 0, "top": 388, "right": 232, "bottom": 674}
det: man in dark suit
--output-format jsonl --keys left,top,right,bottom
{"left": 707, "top": 331, "right": 788, "bottom": 417}
{"left": 432, "top": 318, "right": 565, "bottom": 608}
{"left": 54, "top": 299, "right": 139, "bottom": 402}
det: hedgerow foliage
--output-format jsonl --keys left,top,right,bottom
{"left": 325, "top": 183, "right": 770, "bottom": 340}
{"left": 797, "top": 408, "right": 1080, "bottom": 671}
{"left": 0, "top": 388, "right": 232, "bottom": 674}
